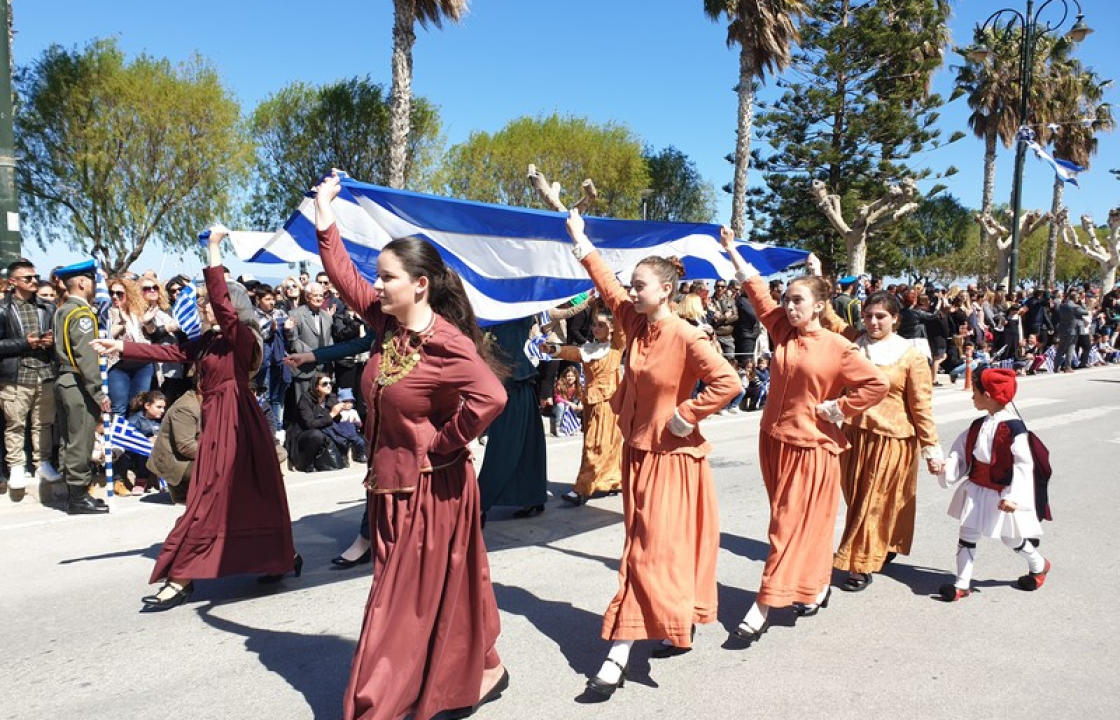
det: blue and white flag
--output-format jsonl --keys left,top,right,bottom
{"left": 246, "top": 177, "right": 810, "bottom": 325}
{"left": 558, "top": 403, "right": 582, "bottom": 436}
{"left": 107, "top": 416, "right": 154, "bottom": 456}
{"left": 173, "top": 282, "right": 203, "bottom": 340}
{"left": 1025, "top": 137, "right": 1085, "bottom": 187}
{"left": 523, "top": 333, "right": 553, "bottom": 366}
{"left": 94, "top": 262, "right": 111, "bottom": 313}
{"left": 1043, "top": 346, "right": 1057, "bottom": 373}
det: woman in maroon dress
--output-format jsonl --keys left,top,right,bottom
{"left": 312, "top": 171, "right": 510, "bottom": 720}
{"left": 92, "top": 231, "right": 297, "bottom": 610}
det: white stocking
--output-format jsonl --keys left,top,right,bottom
{"left": 595, "top": 640, "right": 633, "bottom": 683}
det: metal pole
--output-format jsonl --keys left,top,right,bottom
{"left": 0, "top": 0, "right": 22, "bottom": 265}
{"left": 1007, "top": 0, "right": 1035, "bottom": 291}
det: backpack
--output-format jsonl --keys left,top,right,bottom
{"left": 964, "top": 416, "right": 1053, "bottom": 522}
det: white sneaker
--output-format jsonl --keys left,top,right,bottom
{"left": 36, "top": 462, "right": 62, "bottom": 482}
{"left": 718, "top": 409, "right": 730, "bottom": 416}
{"left": 729, "top": 407, "right": 742, "bottom": 415}
{"left": 274, "top": 429, "right": 286, "bottom": 444}
{"left": 8, "top": 466, "right": 28, "bottom": 491}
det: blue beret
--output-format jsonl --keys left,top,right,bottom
{"left": 838, "top": 275, "right": 858, "bottom": 285}
{"left": 54, "top": 259, "right": 97, "bottom": 281}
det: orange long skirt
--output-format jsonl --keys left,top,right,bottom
{"left": 601, "top": 446, "right": 719, "bottom": 648}
{"left": 756, "top": 431, "right": 841, "bottom": 608}
{"left": 573, "top": 401, "right": 623, "bottom": 496}
{"left": 834, "top": 426, "right": 918, "bottom": 574}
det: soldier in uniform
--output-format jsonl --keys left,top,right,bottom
{"left": 53, "top": 260, "right": 111, "bottom": 515}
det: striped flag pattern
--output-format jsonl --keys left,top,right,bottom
{"left": 523, "top": 333, "right": 553, "bottom": 366}
{"left": 173, "top": 282, "right": 204, "bottom": 340}
{"left": 108, "top": 416, "right": 155, "bottom": 457}
{"left": 238, "top": 176, "right": 810, "bottom": 325}
{"left": 558, "top": 403, "right": 582, "bottom": 437}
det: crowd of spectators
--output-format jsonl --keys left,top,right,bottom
{"left": 2, "top": 253, "right": 1118, "bottom": 504}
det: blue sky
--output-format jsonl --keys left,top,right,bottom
{"left": 12, "top": 0, "right": 1119, "bottom": 280}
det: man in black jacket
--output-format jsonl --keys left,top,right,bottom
{"left": 732, "top": 280, "right": 760, "bottom": 361}
{"left": 0, "top": 259, "right": 61, "bottom": 494}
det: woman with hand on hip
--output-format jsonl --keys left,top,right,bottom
{"left": 718, "top": 228, "right": 887, "bottom": 643}
{"left": 565, "top": 208, "right": 739, "bottom": 698}
{"left": 313, "top": 171, "right": 509, "bottom": 720}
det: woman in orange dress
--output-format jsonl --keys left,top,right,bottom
{"left": 565, "top": 209, "right": 739, "bottom": 697}
{"left": 718, "top": 229, "right": 888, "bottom": 643}
{"left": 542, "top": 304, "right": 625, "bottom": 505}
{"left": 822, "top": 292, "right": 942, "bottom": 591}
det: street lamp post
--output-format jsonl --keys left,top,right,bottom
{"left": 966, "top": 0, "right": 1092, "bottom": 290}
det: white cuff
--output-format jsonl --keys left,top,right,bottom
{"left": 921, "top": 445, "right": 944, "bottom": 461}
{"left": 816, "top": 399, "right": 845, "bottom": 424}
{"left": 734, "top": 264, "right": 759, "bottom": 283}
{"left": 570, "top": 234, "right": 595, "bottom": 260}
{"left": 668, "top": 410, "right": 695, "bottom": 438}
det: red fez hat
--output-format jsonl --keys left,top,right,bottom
{"left": 978, "top": 368, "right": 1017, "bottom": 405}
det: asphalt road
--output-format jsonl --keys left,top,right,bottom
{"left": 2, "top": 366, "right": 1119, "bottom": 720}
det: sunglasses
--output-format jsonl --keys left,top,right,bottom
{"left": 142, "top": 285, "right": 159, "bottom": 292}
{"left": 13, "top": 274, "right": 39, "bottom": 283}
{"left": 318, "top": 380, "right": 332, "bottom": 386}
{"left": 111, "top": 290, "right": 126, "bottom": 298}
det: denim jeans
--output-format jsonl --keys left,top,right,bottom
{"left": 107, "top": 363, "right": 155, "bottom": 416}
{"left": 255, "top": 363, "right": 290, "bottom": 431}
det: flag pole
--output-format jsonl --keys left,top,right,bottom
{"left": 93, "top": 250, "right": 115, "bottom": 499}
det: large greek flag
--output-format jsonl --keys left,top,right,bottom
{"left": 230, "top": 177, "right": 809, "bottom": 325}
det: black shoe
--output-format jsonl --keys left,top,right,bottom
{"left": 560, "top": 491, "right": 587, "bottom": 507}
{"left": 331, "top": 548, "right": 372, "bottom": 569}
{"left": 794, "top": 587, "right": 832, "bottom": 617}
{"left": 839, "top": 573, "right": 873, "bottom": 593}
{"left": 728, "top": 617, "right": 770, "bottom": 648}
{"left": 259, "top": 553, "right": 303, "bottom": 584}
{"left": 586, "top": 659, "right": 626, "bottom": 698}
{"left": 512, "top": 504, "right": 545, "bottom": 518}
{"left": 446, "top": 668, "right": 510, "bottom": 719}
{"left": 67, "top": 488, "right": 110, "bottom": 515}
{"left": 651, "top": 623, "right": 696, "bottom": 658}
{"left": 141, "top": 581, "right": 193, "bottom": 611}
{"left": 883, "top": 552, "right": 898, "bottom": 565}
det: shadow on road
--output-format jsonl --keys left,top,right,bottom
{"left": 196, "top": 604, "right": 352, "bottom": 720}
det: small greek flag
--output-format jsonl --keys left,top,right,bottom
{"left": 992, "top": 359, "right": 1015, "bottom": 370}
{"left": 558, "top": 403, "right": 581, "bottom": 436}
{"left": 107, "top": 416, "right": 154, "bottom": 456}
{"left": 523, "top": 333, "right": 552, "bottom": 366}
{"left": 1024, "top": 131, "right": 1085, "bottom": 187}
{"left": 173, "top": 282, "right": 203, "bottom": 340}
{"left": 94, "top": 262, "right": 111, "bottom": 313}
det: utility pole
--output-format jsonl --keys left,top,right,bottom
{"left": 0, "top": 0, "right": 21, "bottom": 266}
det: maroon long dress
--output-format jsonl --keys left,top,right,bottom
{"left": 317, "top": 224, "right": 507, "bottom": 720}
{"left": 121, "top": 267, "right": 295, "bottom": 582}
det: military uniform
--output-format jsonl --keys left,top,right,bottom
{"left": 53, "top": 261, "right": 109, "bottom": 514}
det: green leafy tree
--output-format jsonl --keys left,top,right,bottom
{"left": 437, "top": 114, "right": 650, "bottom": 218}
{"left": 703, "top": 0, "right": 805, "bottom": 236}
{"left": 388, "top": 0, "right": 467, "bottom": 188}
{"left": 892, "top": 193, "right": 974, "bottom": 283}
{"left": 248, "top": 76, "right": 441, "bottom": 228}
{"left": 642, "top": 145, "right": 717, "bottom": 223}
{"left": 751, "top": 0, "right": 960, "bottom": 275}
{"left": 15, "top": 39, "right": 249, "bottom": 274}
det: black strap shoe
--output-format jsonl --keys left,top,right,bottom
{"left": 67, "top": 488, "right": 110, "bottom": 515}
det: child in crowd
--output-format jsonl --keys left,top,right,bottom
{"left": 1093, "top": 333, "right": 1119, "bottom": 364}
{"left": 552, "top": 366, "right": 583, "bottom": 436}
{"left": 936, "top": 368, "right": 1050, "bottom": 601}
{"left": 948, "top": 340, "right": 990, "bottom": 383}
{"left": 119, "top": 391, "right": 167, "bottom": 495}
{"left": 745, "top": 355, "right": 770, "bottom": 411}
{"left": 323, "top": 388, "right": 368, "bottom": 463}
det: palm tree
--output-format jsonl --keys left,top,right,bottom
{"left": 704, "top": 0, "right": 805, "bottom": 238}
{"left": 1041, "top": 61, "right": 1114, "bottom": 286}
{"left": 388, "top": 0, "right": 467, "bottom": 189}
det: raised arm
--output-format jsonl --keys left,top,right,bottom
{"left": 312, "top": 172, "right": 383, "bottom": 326}
{"left": 564, "top": 209, "right": 642, "bottom": 339}
{"left": 718, "top": 226, "right": 788, "bottom": 340}
{"left": 819, "top": 300, "right": 861, "bottom": 342}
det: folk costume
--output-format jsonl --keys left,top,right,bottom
{"left": 574, "top": 240, "right": 740, "bottom": 650}
{"left": 822, "top": 318, "right": 941, "bottom": 581}
{"left": 120, "top": 267, "right": 296, "bottom": 582}
{"left": 317, "top": 224, "right": 508, "bottom": 720}
{"left": 738, "top": 270, "right": 888, "bottom": 608}
{"left": 938, "top": 369, "right": 1050, "bottom": 600}
{"left": 551, "top": 323, "right": 626, "bottom": 499}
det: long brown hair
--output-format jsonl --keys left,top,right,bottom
{"left": 382, "top": 237, "right": 508, "bottom": 379}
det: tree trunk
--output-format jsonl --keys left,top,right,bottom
{"left": 995, "top": 243, "right": 1012, "bottom": 289}
{"left": 388, "top": 0, "right": 416, "bottom": 189}
{"left": 1044, "top": 176, "right": 1063, "bottom": 288}
{"left": 981, "top": 130, "right": 997, "bottom": 215}
{"left": 731, "top": 47, "right": 756, "bottom": 238}
{"left": 1102, "top": 263, "right": 1117, "bottom": 292}
{"left": 846, "top": 229, "right": 867, "bottom": 276}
